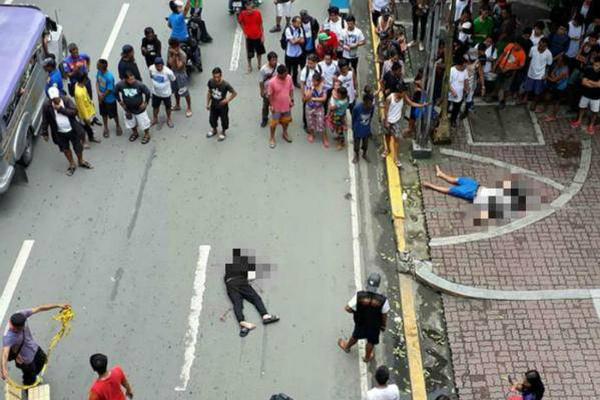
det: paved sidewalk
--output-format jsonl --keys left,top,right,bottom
{"left": 416, "top": 111, "right": 600, "bottom": 399}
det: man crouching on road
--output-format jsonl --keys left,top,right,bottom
{"left": 1, "top": 303, "right": 70, "bottom": 385}
{"left": 338, "top": 272, "right": 390, "bottom": 363}
{"left": 42, "top": 87, "right": 94, "bottom": 176}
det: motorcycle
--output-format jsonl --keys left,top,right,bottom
{"left": 180, "top": 38, "right": 203, "bottom": 74}
{"left": 188, "top": 15, "right": 212, "bottom": 43}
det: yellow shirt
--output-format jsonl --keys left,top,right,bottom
{"left": 74, "top": 84, "right": 96, "bottom": 123}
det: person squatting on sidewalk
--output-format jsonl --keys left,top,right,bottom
{"left": 224, "top": 249, "right": 280, "bottom": 337}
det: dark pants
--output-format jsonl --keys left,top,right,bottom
{"left": 82, "top": 123, "right": 95, "bottom": 141}
{"left": 261, "top": 95, "right": 269, "bottom": 123}
{"left": 353, "top": 136, "right": 368, "bottom": 154}
{"left": 412, "top": 8, "right": 428, "bottom": 41}
{"left": 226, "top": 280, "right": 268, "bottom": 323}
{"left": 16, "top": 348, "right": 47, "bottom": 385}
{"left": 344, "top": 57, "right": 359, "bottom": 72}
{"left": 371, "top": 10, "right": 381, "bottom": 27}
{"left": 209, "top": 105, "right": 229, "bottom": 130}
{"left": 449, "top": 100, "right": 462, "bottom": 125}
{"left": 285, "top": 55, "right": 303, "bottom": 85}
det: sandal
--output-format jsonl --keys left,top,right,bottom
{"left": 78, "top": 161, "right": 93, "bottom": 169}
{"left": 66, "top": 166, "right": 76, "bottom": 176}
{"left": 172, "top": 105, "right": 182, "bottom": 111}
{"left": 239, "top": 327, "right": 250, "bottom": 337}
{"left": 103, "top": 130, "right": 110, "bottom": 138}
{"left": 282, "top": 135, "right": 292, "bottom": 143}
{"left": 269, "top": 142, "right": 276, "bottom": 149}
{"left": 141, "top": 134, "right": 151, "bottom": 144}
{"left": 262, "top": 315, "right": 280, "bottom": 325}
{"left": 129, "top": 133, "right": 139, "bottom": 142}
{"left": 116, "top": 126, "right": 123, "bottom": 136}
{"left": 186, "top": 109, "right": 193, "bottom": 118}
{"left": 337, "top": 338, "right": 350, "bottom": 353}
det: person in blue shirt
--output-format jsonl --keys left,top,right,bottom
{"left": 96, "top": 59, "right": 122, "bottom": 138}
{"left": 168, "top": 0, "right": 189, "bottom": 42}
{"left": 42, "top": 57, "right": 65, "bottom": 97}
{"left": 351, "top": 92, "right": 374, "bottom": 163}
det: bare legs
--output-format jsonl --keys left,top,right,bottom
{"left": 422, "top": 165, "right": 459, "bottom": 194}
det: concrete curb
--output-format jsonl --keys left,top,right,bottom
{"left": 415, "top": 263, "right": 600, "bottom": 301}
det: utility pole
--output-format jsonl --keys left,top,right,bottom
{"left": 412, "top": 0, "right": 443, "bottom": 159}
{"left": 432, "top": 0, "right": 456, "bottom": 144}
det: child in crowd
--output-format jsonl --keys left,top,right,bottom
{"left": 351, "top": 93, "right": 375, "bottom": 163}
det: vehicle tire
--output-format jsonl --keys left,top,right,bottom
{"left": 18, "top": 129, "right": 34, "bottom": 167}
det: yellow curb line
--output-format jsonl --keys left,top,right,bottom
{"left": 369, "top": 11, "right": 426, "bottom": 400}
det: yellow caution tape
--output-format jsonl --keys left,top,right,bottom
{"left": 5, "top": 307, "right": 75, "bottom": 391}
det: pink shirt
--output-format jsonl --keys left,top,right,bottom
{"left": 267, "top": 74, "right": 293, "bottom": 113}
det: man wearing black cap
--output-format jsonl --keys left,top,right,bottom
{"left": 338, "top": 272, "right": 390, "bottom": 362}
{"left": 43, "top": 57, "right": 65, "bottom": 97}
{"left": 1, "top": 303, "right": 70, "bottom": 385}
{"left": 118, "top": 45, "right": 142, "bottom": 81}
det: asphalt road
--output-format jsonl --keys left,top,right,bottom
{"left": 0, "top": 1, "right": 395, "bottom": 399}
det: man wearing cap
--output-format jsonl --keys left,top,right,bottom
{"left": 238, "top": 0, "right": 266, "bottom": 73}
{"left": 118, "top": 45, "right": 142, "bottom": 82}
{"left": 1, "top": 303, "right": 70, "bottom": 385}
{"left": 324, "top": 7, "right": 346, "bottom": 59}
{"left": 41, "top": 87, "right": 94, "bottom": 176}
{"left": 63, "top": 43, "right": 91, "bottom": 97}
{"left": 168, "top": 0, "right": 189, "bottom": 42}
{"left": 149, "top": 57, "right": 176, "bottom": 128}
{"left": 338, "top": 272, "right": 390, "bottom": 363}
{"left": 300, "top": 10, "right": 320, "bottom": 55}
{"left": 43, "top": 57, "right": 65, "bottom": 97}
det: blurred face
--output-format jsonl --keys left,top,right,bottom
{"left": 593, "top": 61, "right": 600, "bottom": 72}
{"left": 156, "top": 63, "right": 164, "bottom": 71}
{"left": 329, "top": 12, "right": 339, "bottom": 21}
{"left": 324, "top": 54, "right": 332, "bottom": 64}
{"left": 126, "top": 75, "right": 136, "bottom": 85}
{"left": 145, "top": 31, "right": 155, "bottom": 40}
{"left": 269, "top": 57, "right": 278, "bottom": 67}
{"left": 213, "top": 72, "right": 222, "bottom": 83}
{"left": 333, "top": 79, "right": 341, "bottom": 90}
{"left": 96, "top": 61, "right": 104, "bottom": 71}
{"left": 70, "top": 47, "right": 79, "bottom": 58}
{"left": 245, "top": 2, "right": 253, "bottom": 10}
{"left": 307, "top": 59, "right": 316, "bottom": 69}
{"left": 347, "top": 21, "right": 355, "bottom": 30}
{"left": 484, "top": 37, "right": 493, "bottom": 47}
{"left": 590, "top": 36, "right": 598, "bottom": 45}
{"left": 557, "top": 26, "right": 566, "bottom": 35}
{"left": 538, "top": 41, "right": 548, "bottom": 51}
{"left": 312, "top": 76, "right": 321, "bottom": 86}
{"left": 480, "top": 9, "right": 489, "bottom": 18}
{"left": 292, "top": 18, "right": 301, "bottom": 28}
{"left": 277, "top": 71, "right": 287, "bottom": 79}
{"left": 340, "top": 65, "right": 349, "bottom": 74}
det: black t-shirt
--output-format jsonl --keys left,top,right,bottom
{"left": 582, "top": 66, "right": 600, "bottom": 99}
{"left": 141, "top": 37, "right": 162, "bottom": 66}
{"left": 207, "top": 79, "right": 234, "bottom": 108}
{"left": 115, "top": 80, "right": 151, "bottom": 114}
{"left": 118, "top": 58, "right": 142, "bottom": 81}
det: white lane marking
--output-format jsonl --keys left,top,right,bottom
{"left": 4, "top": 0, "right": 14, "bottom": 4}
{"left": 0, "top": 241, "right": 34, "bottom": 324}
{"left": 229, "top": 26, "right": 243, "bottom": 71}
{"left": 590, "top": 290, "right": 600, "bottom": 320}
{"left": 175, "top": 245, "right": 210, "bottom": 391}
{"left": 346, "top": 129, "right": 369, "bottom": 398}
{"left": 100, "top": 3, "right": 130, "bottom": 60}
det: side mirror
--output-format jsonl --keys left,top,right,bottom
{"left": 45, "top": 16, "right": 58, "bottom": 32}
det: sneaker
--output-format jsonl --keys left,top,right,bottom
{"left": 218, "top": 133, "right": 226, "bottom": 141}
{"left": 260, "top": 119, "right": 268, "bottom": 128}
{"left": 570, "top": 120, "right": 581, "bottom": 129}
{"left": 207, "top": 130, "right": 217, "bottom": 138}
{"left": 419, "top": 42, "right": 424, "bottom": 51}
{"left": 407, "top": 40, "right": 416, "bottom": 47}
{"left": 269, "top": 25, "right": 281, "bottom": 33}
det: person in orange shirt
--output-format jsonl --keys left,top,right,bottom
{"left": 494, "top": 41, "right": 526, "bottom": 108}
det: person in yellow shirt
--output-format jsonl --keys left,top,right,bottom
{"left": 73, "top": 72, "right": 101, "bottom": 148}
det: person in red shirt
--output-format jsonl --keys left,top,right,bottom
{"left": 238, "top": 1, "right": 265, "bottom": 73}
{"left": 316, "top": 29, "right": 340, "bottom": 61}
{"left": 88, "top": 353, "right": 134, "bottom": 400}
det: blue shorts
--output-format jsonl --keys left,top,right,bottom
{"left": 449, "top": 177, "right": 479, "bottom": 201}
{"left": 523, "top": 77, "right": 545, "bottom": 96}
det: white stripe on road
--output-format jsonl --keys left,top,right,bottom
{"left": 0, "top": 240, "right": 34, "bottom": 324}
{"left": 4, "top": 0, "right": 14, "bottom": 4}
{"left": 100, "top": 3, "right": 130, "bottom": 60}
{"left": 175, "top": 245, "right": 210, "bottom": 391}
{"left": 345, "top": 130, "right": 369, "bottom": 398}
{"left": 229, "top": 26, "right": 243, "bottom": 71}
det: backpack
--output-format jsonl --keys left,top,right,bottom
{"left": 303, "top": 64, "right": 322, "bottom": 82}
{"left": 280, "top": 26, "right": 306, "bottom": 51}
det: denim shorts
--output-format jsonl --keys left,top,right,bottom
{"left": 449, "top": 177, "right": 480, "bottom": 201}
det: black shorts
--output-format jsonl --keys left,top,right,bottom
{"left": 99, "top": 101, "right": 118, "bottom": 119}
{"left": 152, "top": 94, "right": 172, "bottom": 109}
{"left": 246, "top": 38, "right": 266, "bottom": 59}
{"left": 352, "top": 325, "right": 381, "bottom": 345}
{"left": 55, "top": 129, "right": 83, "bottom": 153}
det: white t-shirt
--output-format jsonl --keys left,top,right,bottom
{"left": 366, "top": 384, "right": 400, "bottom": 400}
{"left": 347, "top": 294, "right": 391, "bottom": 313}
{"left": 285, "top": 26, "right": 304, "bottom": 57}
{"left": 341, "top": 27, "right": 365, "bottom": 59}
{"left": 483, "top": 45, "right": 498, "bottom": 80}
{"left": 386, "top": 94, "right": 404, "bottom": 125}
{"left": 567, "top": 20, "right": 583, "bottom": 58}
{"left": 527, "top": 47, "right": 553, "bottom": 80}
{"left": 300, "top": 65, "right": 321, "bottom": 87}
{"left": 372, "top": 0, "right": 389, "bottom": 12}
{"left": 318, "top": 60, "right": 339, "bottom": 89}
{"left": 324, "top": 17, "right": 345, "bottom": 42}
{"left": 54, "top": 102, "right": 72, "bottom": 133}
{"left": 149, "top": 65, "right": 176, "bottom": 97}
{"left": 448, "top": 66, "right": 468, "bottom": 102}
{"left": 337, "top": 71, "right": 356, "bottom": 103}
{"left": 530, "top": 32, "right": 544, "bottom": 47}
